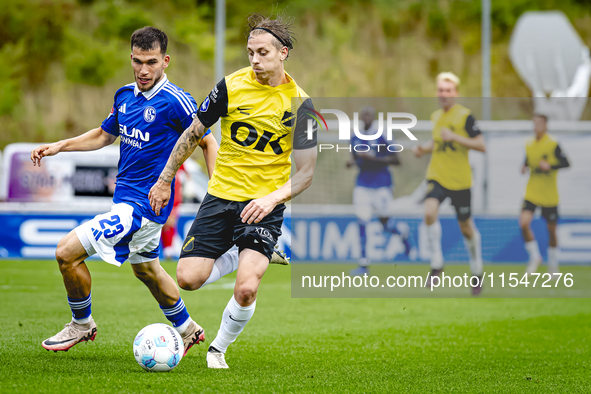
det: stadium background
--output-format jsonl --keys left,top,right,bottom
{"left": 2, "top": 1, "right": 591, "bottom": 392}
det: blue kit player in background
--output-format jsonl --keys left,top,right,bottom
{"left": 346, "top": 106, "right": 415, "bottom": 276}
{"left": 30, "top": 27, "right": 221, "bottom": 355}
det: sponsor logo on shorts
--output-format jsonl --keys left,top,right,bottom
{"left": 255, "top": 227, "right": 274, "bottom": 244}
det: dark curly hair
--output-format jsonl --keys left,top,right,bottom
{"left": 131, "top": 26, "right": 168, "bottom": 55}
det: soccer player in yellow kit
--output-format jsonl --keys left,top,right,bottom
{"left": 413, "top": 72, "right": 486, "bottom": 295}
{"left": 520, "top": 113, "right": 570, "bottom": 276}
{"left": 149, "top": 14, "right": 317, "bottom": 368}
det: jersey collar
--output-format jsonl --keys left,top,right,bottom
{"left": 134, "top": 74, "right": 168, "bottom": 100}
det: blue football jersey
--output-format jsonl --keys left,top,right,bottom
{"left": 101, "top": 74, "right": 210, "bottom": 224}
{"left": 352, "top": 125, "right": 393, "bottom": 189}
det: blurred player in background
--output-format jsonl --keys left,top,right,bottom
{"left": 347, "top": 106, "right": 415, "bottom": 276}
{"left": 30, "top": 27, "right": 220, "bottom": 354}
{"left": 412, "top": 72, "right": 486, "bottom": 295}
{"left": 162, "top": 163, "right": 186, "bottom": 260}
{"left": 149, "top": 14, "right": 317, "bottom": 369}
{"left": 520, "top": 113, "right": 570, "bottom": 276}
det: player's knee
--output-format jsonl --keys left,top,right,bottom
{"left": 133, "top": 267, "right": 156, "bottom": 285}
{"left": 55, "top": 240, "right": 75, "bottom": 270}
{"left": 176, "top": 265, "right": 205, "bottom": 291}
{"left": 234, "top": 283, "right": 258, "bottom": 305}
{"left": 425, "top": 211, "right": 437, "bottom": 225}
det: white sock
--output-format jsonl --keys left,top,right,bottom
{"left": 464, "top": 230, "right": 483, "bottom": 276}
{"left": 175, "top": 317, "right": 193, "bottom": 335}
{"left": 210, "top": 296, "right": 256, "bottom": 353}
{"left": 72, "top": 315, "right": 91, "bottom": 325}
{"left": 548, "top": 247, "right": 559, "bottom": 273}
{"left": 524, "top": 240, "right": 541, "bottom": 264}
{"left": 426, "top": 221, "right": 444, "bottom": 270}
{"left": 199, "top": 248, "right": 239, "bottom": 289}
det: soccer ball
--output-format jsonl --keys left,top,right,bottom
{"left": 133, "top": 323, "right": 183, "bottom": 372}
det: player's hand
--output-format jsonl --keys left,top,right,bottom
{"left": 521, "top": 165, "right": 528, "bottom": 174}
{"left": 241, "top": 195, "right": 277, "bottom": 224}
{"left": 412, "top": 145, "right": 423, "bottom": 158}
{"left": 148, "top": 179, "right": 171, "bottom": 216}
{"left": 538, "top": 160, "right": 551, "bottom": 171}
{"left": 440, "top": 128, "right": 455, "bottom": 142}
{"left": 30, "top": 143, "right": 61, "bottom": 167}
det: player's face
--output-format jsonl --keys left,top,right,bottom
{"left": 533, "top": 115, "right": 547, "bottom": 136}
{"left": 131, "top": 46, "right": 170, "bottom": 92}
{"left": 361, "top": 110, "right": 374, "bottom": 129}
{"left": 437, "top": 80, "right": 458, "bottom": 109}
{"left": 247, "top": 33, "right": 287, "bottom": 83}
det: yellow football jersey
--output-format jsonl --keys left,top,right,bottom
{"left": 524, "top": 133, "right": 569, "bottom": 207}
{"left": 426, "top": 104, "right": 480, "bottom": 190}
{"left": 196, "top": 67, "right": 315, "bottom": 201}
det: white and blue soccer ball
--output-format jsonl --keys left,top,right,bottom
{"left": 133, "top": 323, "right": 183, "bottom": 372}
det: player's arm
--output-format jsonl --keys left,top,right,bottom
{"left": 149, "top": 117, "right": 208, "bottom": 215}
{"left": 551, "top": 145, "right": 570, "bottom": 170}
{"left": 412, "top": 139, "right": 434, "bottom": 157}
{"left": 241, "top": 147, "right": 317, "bottom": 224}
{"left": 441, "top": 115, "right": 486, "bottom": 153}
{"left": 521, "top": 156, "right": 529, "bottom": 174}
{"left": 539, "top": 144, "right": 570, "bottom": 172}
{"left": 199, "top": 132, "right": 218, "bottom": 179}
{"left": 31, "top": 127, "right": 116, "bottom": 167}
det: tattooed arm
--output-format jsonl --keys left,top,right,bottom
{"left": 149, "top": 117, "right": 207, "bottom": 215}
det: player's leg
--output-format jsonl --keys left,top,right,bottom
{"left": 176, "top": 193, "right": 241, "bottom": 289}
{"left": 452, "top": 188, "right": 483, "bottom": 279}
{"left": 131, "top": 257, "right": 204, "bottom": 355}
{"left": 42, "top": 229, "right": 96, "bottom": 351}
{"left": 351, "top": 186, "right": 372, "bottom": 275}
{"left": 176, "top": 256, "right": 216, "bottom": 290}
{"left": 162, "top": 209, "right": 178, "bottom": 260}
{"left": 520, "top": 200, "right": 541, "bottom": 274}
{"left": 208, "top": 248, "right": 269, "bottom": 369}
{"left": 424, "top": 197, "right": 444, "bottom": 276}
{"left": 207, "top": 202, "right": 285, "bottom": 369}
{"left": 457, "top": 219, "right": 483, "bottom": 274}
{"left": 376, "top": 187, "right": 416, "bottom": 259}
{"left": 543, "top": 207, "right": 559, "bottom": 275}
{"left": 423, "top": 181, "right": 448, "bottom": 287}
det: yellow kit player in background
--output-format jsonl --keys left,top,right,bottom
{"left": 520, "top": 113, "right": 570, "bottom": 276}
{"left": 413, "top": 72, "right": 486, "bottom": 295}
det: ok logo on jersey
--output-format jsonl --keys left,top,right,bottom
{"left": 230, "top": 121, "right": 288, "bottom": 154}
{"left": 436, "top": 141, "right": 456, "bottom": 152}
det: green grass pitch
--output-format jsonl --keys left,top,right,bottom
{"left": 1, "top": 260, "right": 590, "bottom": 393}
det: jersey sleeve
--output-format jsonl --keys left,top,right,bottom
{"left": 293, "top": 98, "right": 318, "bottom": 150}
{"left": 101, "top": 98, "right": 119, "bottom": 136}
{"left": 169, "top": 90, "right": 199, "bottom": 134}
{"left": 196, "top": 78, "right": 229, "bottom": 128}
{"left": 465, "top": 114, "right": 481, "bottom": 138}
{"left": 551, "top": 144, "right": 570, "bottom": 170}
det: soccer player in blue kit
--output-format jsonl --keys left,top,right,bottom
{"left": 30, "top": 27, "right": 219, "bottom": 355}
{"left": 347, "top": 106, "right": 415, "bottom": 276}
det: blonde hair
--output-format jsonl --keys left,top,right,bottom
{"left": 436, "top": 72, "right": 460, "bottom": 90}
